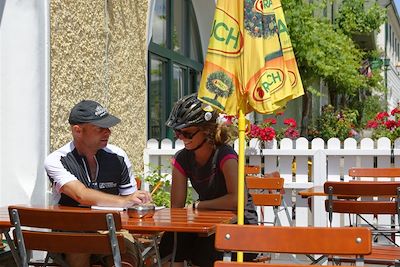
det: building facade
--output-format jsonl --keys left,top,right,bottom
{"left": 0, "top": 0, "right": 215, "bottom": 206}
{"left": 378, "top": 0, "right": 400, "bottom": 110}
{"left": 2, "top": 0, "right": 400, "bottom": 207}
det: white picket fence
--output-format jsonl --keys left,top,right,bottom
{"left": 143, "top": 137, "right": 400, "bottom": 243}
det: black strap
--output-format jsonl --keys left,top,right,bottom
{"left": 188, "top": 138, "right": 208, "bottom": 151}
{"left": 207, "top": 148, "right": 220, "bottom": 187}
{"left": 211, "top": 147, "right": 219, "bottom": 171}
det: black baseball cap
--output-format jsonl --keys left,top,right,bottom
{"left": 68, "top": 100, "right": 121, "bottom": 128}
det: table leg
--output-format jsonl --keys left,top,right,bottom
{"left": 169, "top": 232, "right": 177, "bottom": 267}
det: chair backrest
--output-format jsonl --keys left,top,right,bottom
{"left": 323, "top": 181, "right": 400, "bottom": 227}
{"left": 8, "top": 205, "right": 126, "bottom": 267}
{"left": 245, "top": 164, "right": 283, "bottom": 206}
{"left": 349, "top": 168, "right": 400, "bottom": 179}
{"left": 244, "top": 165, "right": 261, "bottom": 176}
{"left": 245, "top": 166, "right": 291, "bottom": 226}
{"left": 246, "top": 176, "right": 284, "bottom": 206}
{"left": 214, "top": 224, "right": 372, "bottom": 267}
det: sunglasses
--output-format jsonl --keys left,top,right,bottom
{"left": 175, "top": 129, "right": 200, "bottom": 139}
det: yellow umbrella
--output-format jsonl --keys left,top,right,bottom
{"left": 198, "top": 0, "right": 304, "bottom": 261}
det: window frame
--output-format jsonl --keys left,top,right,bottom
{"left": 147, "top": 0, "right": 203, "bottom": 141}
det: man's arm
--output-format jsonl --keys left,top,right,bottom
{"left": 61, "top": 180, "right": 151, "bottom": 207}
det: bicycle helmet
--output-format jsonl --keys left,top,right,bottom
{"left": 166, "top": 93, "right": 218, "bottom": 130}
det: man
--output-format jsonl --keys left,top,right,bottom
{"left": 45, "top": 100, "right": 151, "bottom": 267}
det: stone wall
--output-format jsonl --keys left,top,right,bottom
{"left": 50, "top": 0, "right": 148, "bottom": 172}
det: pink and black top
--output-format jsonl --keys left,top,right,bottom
{"left": 172, "top": 144, "right": 258, "bottom": 224}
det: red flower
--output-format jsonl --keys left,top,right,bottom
{"left": 247, "top": 116, "right": 298, "bottom": 141}
{"left": 259, "top": 127, "right": 276, "bottom": 141}
{"left": 248, "top": 124, "right": 276, "bottom": 141}
{"left": 366, "top": 120, "right": 379, "bottom": 129}
{"left": 223, "top": 115, "right": 236, "bottom": 125}
{"left": 366, "top": 106, "right": 400, "bottom": 142}
{"left": 375, "top": 112, "right": 389, "bottom": 121}
{"left": 263, "top": 118, "right": 276, "bottom": 125}
{"left": 284, "top": 127, "right": 299, "bottom": 139}
{"left": 391, "top": 108, "right": 400, "bottom": 116}
{"left": 283, "top": 118, "right": 297, "bottom": 128}
{"left": 385, "top": 120, "right": 397, "bottom": 130}
{"left": 249, "top": 124, "right": 261, "bottom": 138}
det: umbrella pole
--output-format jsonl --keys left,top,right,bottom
{"left": 237, "top": 106, "right": 246, "bottom": 262}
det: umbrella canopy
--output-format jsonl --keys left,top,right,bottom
{"left": 198, "top": 0, "right": 304, "bottom": 261}
{"left": 199, "top": 0, "right": 303, "bottom": 115}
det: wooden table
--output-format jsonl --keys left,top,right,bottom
{"left": 1, "top": 206, "right": 236, "bottom": 233}
{"left": 298, "top": 186, "right": 325, "bottom": 198}
{"left": 0, "top": 205, "right": 236, "bottom": 267}
{"left": 298, "top": 184, "right": 398, "bottom": 198}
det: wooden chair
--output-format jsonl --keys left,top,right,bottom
{"left": 245, "top": 165, "right": 297, "bottom": 263}
{"left": 246, "top": 176, "right": 284, "bottom": 226}
{"left": 8, "top": 205, "right": 127, "bottom": 267}
{"left": 349, "top": 168, "right": 400, "bottom": 242}
{"left": 324, "top": 181, "right": 400, "bottom": 266}
{"left": 245, "top": 175, "right": 285, "bottom": 263}
{"left": 214, "top": 224, "right": 372, "bottom": 266}
{"left": 244, "top": 165, "right": 261, "bottom": 176}
{"left": 245, "top": 165, "right": 292, "bottom": 226}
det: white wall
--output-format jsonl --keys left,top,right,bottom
{"left": 0, "top": 0, "right": 49, "bottom": 206}
{"left": 192, "top": 0, "right": 216, "bottom": 62}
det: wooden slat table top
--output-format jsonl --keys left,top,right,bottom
{"left": 298, "top": 183, "right": 399, "bottom": 198}
{"left": 298, "top": 186, "right": 325, "bottom": 198}
{"left": 123, "top": 208, "right": 236, "bottom": 235}
{"left": 0, "top": 205, "right": 236, "bottom": 236}
{"left": 298, "top": 168, "right": 400, "bottom": 199}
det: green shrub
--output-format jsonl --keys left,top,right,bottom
{"left": 138, "top": 164, "right": 193, "bottom": 207}
{"left": 308, "top": 105, "right": 359, "bottom": 141}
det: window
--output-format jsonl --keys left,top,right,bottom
{"left": 148, "top": 0, "right": 203, "bottom": 141}
{"left": 392, "top": 31, "right": 395, "bottom": 52}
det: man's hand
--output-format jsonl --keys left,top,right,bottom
{"left": 124, "top": 190, "right": 152, "bottom": 207}
{"left": 61, "top": 180, "right": 152, "bottom": 207}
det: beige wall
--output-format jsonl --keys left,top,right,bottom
{"left": 50, "top": 0, "right": 148, "bottom": 172}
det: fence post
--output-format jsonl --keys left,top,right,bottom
{"left": 143, "top": 139, "right": 160, "bottom": 191}
{"left": 312, "top": 138, "right": 326, "bottom": 227}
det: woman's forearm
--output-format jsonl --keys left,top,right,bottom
{"left": 196, "top": 193, "right": 238, "bottom": 210}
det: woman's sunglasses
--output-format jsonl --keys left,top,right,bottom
{"left": 175, "top": 129, "right": 200, "bottom": 139}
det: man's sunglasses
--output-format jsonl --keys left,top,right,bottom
{"left": 174, "top": 129, "right": 200, "bottom": 139}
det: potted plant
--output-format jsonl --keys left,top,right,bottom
{"left": 247, "top": 113, "right": 300, "bottom": 146}
{"left": 365, "top": 106, "right": 400, "bottom": 142}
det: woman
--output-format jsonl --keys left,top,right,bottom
{"left": 159, "top": 94, "right": 258, "bottom": 267}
